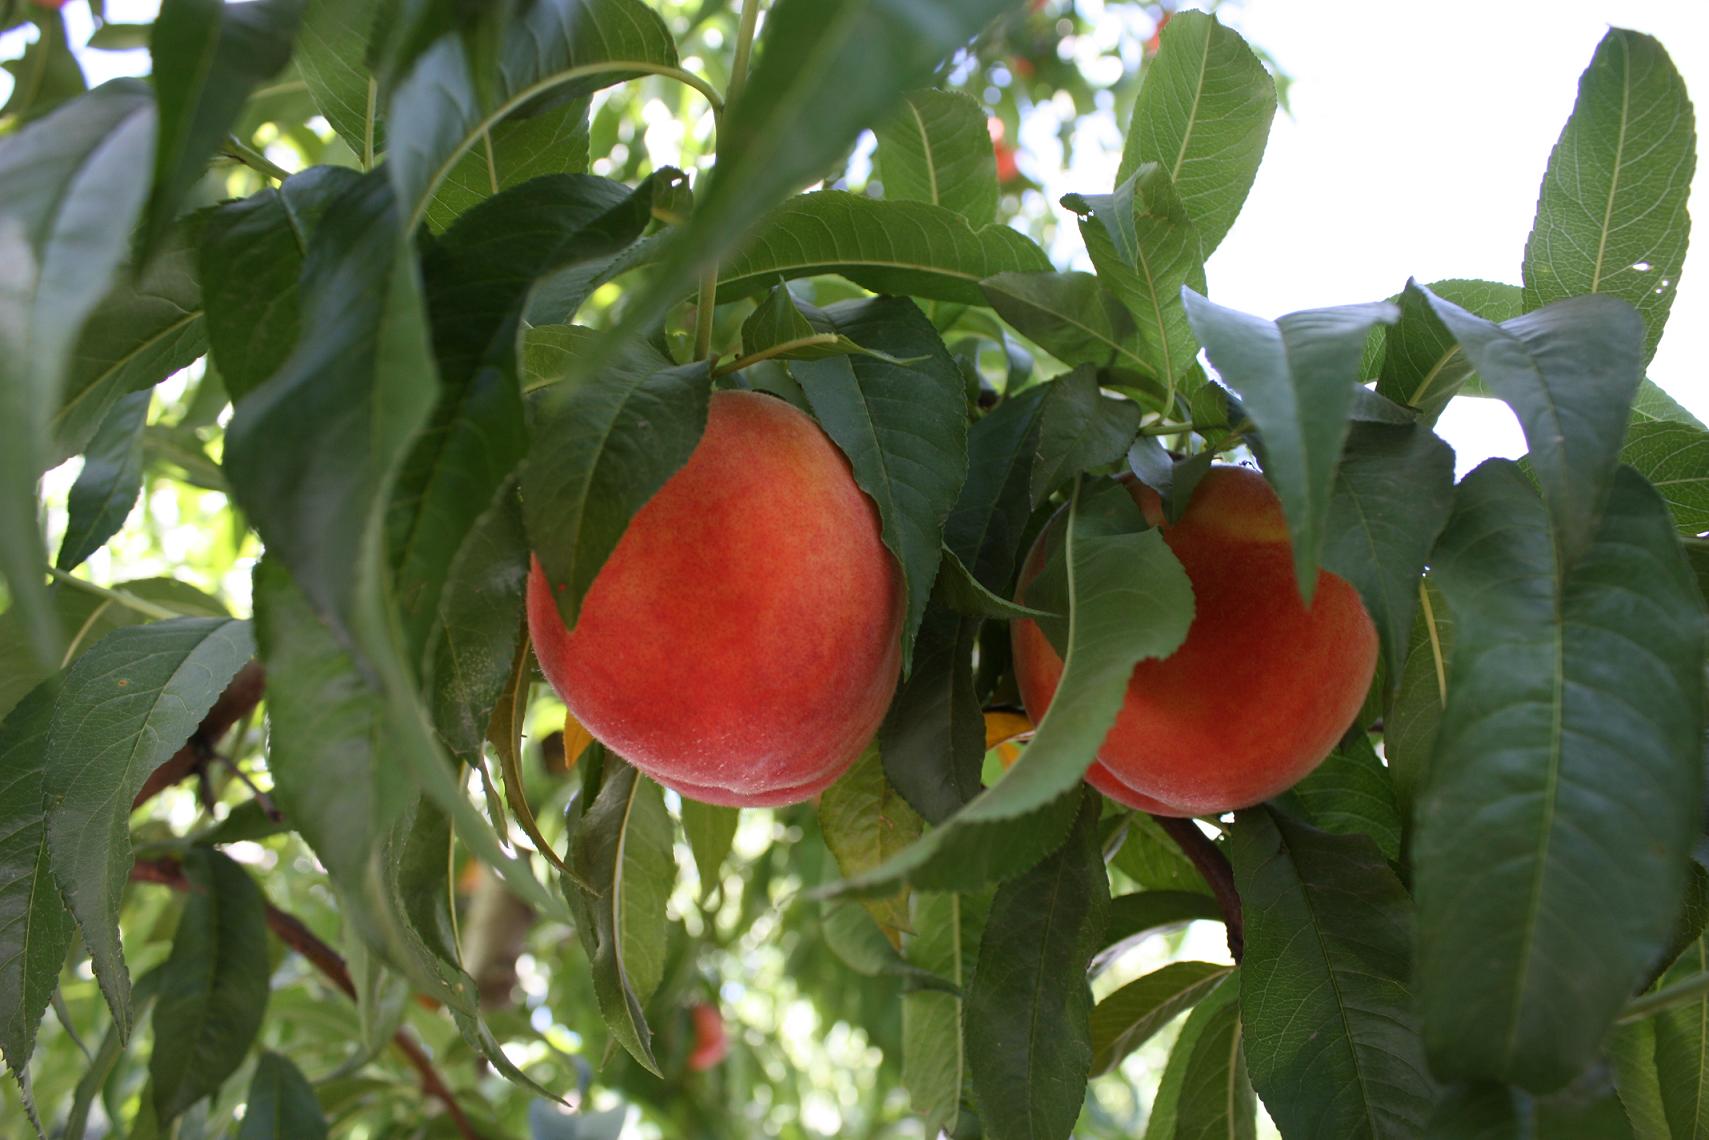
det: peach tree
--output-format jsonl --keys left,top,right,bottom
{"left": 0, "top": 0, "right": 1705, "bottom": 1136}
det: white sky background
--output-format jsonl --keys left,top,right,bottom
{"left": 4, "top": 0, "right": 1705, "bottom": 475}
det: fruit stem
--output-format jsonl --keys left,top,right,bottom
{"left": 1152, "top": 814, "right": 1244, "bottom": 962}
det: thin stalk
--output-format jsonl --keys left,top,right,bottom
{"left": 47, "top": 567, "right": 182, "bottom": 621}
{"left": 692, "top": 0, "right": 765, "bottom": 362}
{"left": 221, "top": 135, "right": 292, "bottom": 183}
{"left": 1619, "top": 969, "right": 1709, "bottom": 1024}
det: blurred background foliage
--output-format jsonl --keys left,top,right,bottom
{"left": 1, "top": 1, "right": 1262, "bottom": 1135}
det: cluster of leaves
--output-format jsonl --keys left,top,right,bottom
{"left": 0, "top": 0, "right": 1706, "bottom": 1137}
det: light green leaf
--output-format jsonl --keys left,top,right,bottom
{"left": 876, "top": 88, "right": 998, "bottom": 226}
{"left": 55, "top": 388, "right": 149, "bottom": 572}
{"left": 1620, "top": 421, "right": 1709, "bottom": 535}
{"left": 1288, "top": 733, "right": 1402, "bottom": 862}
{"left": 1652, "top": 939, "right": 1709, "bottom": 1138}
{"left": 819, "top": 746, "right": 924, "bottom": 942}
{"left": 1090, "top": 961, "right": 1231, "bottom": 1076}
{"left": 903, "top": 891, "right": 967, "bottom": 1136}
{"left": 294, "top": 0, "right": 382, "bottom": 163}
{"left": 680, "top": 798, "right": 738, "bottom": 900}
{"left": 981, "top": 270, "right": 1141, "bottom": 371}
{"left": 424, "top": 100, "right": 592, "bottom": 231}
{"left": 1372, "top": 278, "right": 1522, "bottom": 422}
{"left": 1143, "top": 973, "right": 1253, "bottom": 1140}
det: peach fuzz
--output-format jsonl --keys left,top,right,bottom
{"left": 527, "top": 389, "right": 903, "bottom": 807}
{"left": 1011, "top": 466, "right": 1377, "bottom": 817}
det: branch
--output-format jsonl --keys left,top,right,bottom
{"left": 1151, "top": 815, "right": 1244, "bottom": 962}
{"left": 130, "top": 857, "right": 483, "bottom": 1140}
{"left": 133, "top": 661, "right": 267, "bottom": 810}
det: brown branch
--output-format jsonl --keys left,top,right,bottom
{"left": 130, "top": 856, "right": 483, "bottom": 1139}
{"left": 134, "top": 661, "right": 267, "bottom": 810}
{"left": 1151, "top": 815, "right": 1244, "bottom": 962}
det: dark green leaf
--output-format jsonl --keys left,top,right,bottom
{"left": 236, "top": 1053, "right": 329, "bottom": 1140}
{"left": 1523, "top": 29, "right": 1695, "bottom": 363}
{"left": 1373, "top": 279, "right": 1523, "bottom": 422}
{"left": 1414, "top": 461, "right": 1705, "bottom": 1091}
{"left": 1322, "top": 417, "right": 1455, "bottom": 680}
{"left": 0, "top": 682, "right": 73, "bottom": 1078}
{"left": 819, "top": 746, "right": 923, "bottom": 941}
{"left": 902, "top": 890, "right": 968, "bottom": 1136}
{"left": 1090, "top": 961, "right": 1231, "bottom": 1076}
{"left": 879, "top": 609, "right": 983, "bottom": 825}
{"left": 43, "top": 616, "right": 254, "bottom": 1036}
{"left": 564, "top": 747, "right": 673, "bottom": 1074}
{"left": 1232, "top": 808, "right": 1432, "bottom": 1138}
{"left": 680, "top": 798, "right": 738, "bottom": 899}
{"left": 1288, "top": 732, "right": 1402, "bottom": 862}
{"left": 935, "top": 546, "right": 1050, "bottom": 621}
{"left": 1620, "top": 421, "right": 1709, "bottom": 535}
{"left": 424, "top": 100, "right": 592, "bottom": 231}
{"left": 1117, "top": 10, "right": 1276, "bottom": 256}
{"left": 1417, "top": 287, "right": 1644, "bottom": 563}
{"left": 875, "top": 88, "right": 998, "bottom": 226}
{"left": 1064, "top": 164, "right": 1204, "bottom": 403}
{"left": 1183, "top": 290, "right": 1400, "bottom": 600}
{"left": 1423, "top": 1084, "right": 1525, "bottom": 1139}
{"left": 718, "top": 191, "right": 1053, "bottom": 307}
{"left": 386, "top": 0, "right": 677, "bottom": 228}
{"left": 981, "top": 270, "right": 1140, "bottom": 371}
{"left": 143, "top": 0, "right": 302, "bottom": 258}
{"left": 1097, "top": 891, "right": 1221, "bottom": 969}
{"left": 523, "top": 334, "right": 712, "bottom": 628}
{"left": 966, "top": 792, "right": 1108, "bottom": 1140}
{"left": 793, "top": 296, "right": 968, "bottom": 665}
{"left": 295, "top": 0, "right": 382, "bottom": 162}
{"left": 1143, "top": 973, "right": 1254, "bottom": 1140}
{"left": 199, "top": 165, "right": 360, "bottom": 400}
{"left": 1382, "top": 577, "right": 1451, "bottom": 822}
{"left": 55, "top": 388, "right": 149, "bottom": 571}
{"left": 0, "top": 82, "right": 156, "bottom": 668}
{"left": 1029, "top": 367, "right": 1143, "bottom": 506}
{"left": 149, "top": 848, "right": 270, "bottom": 1123}
{"left": 1111, "top": 815, "right": 1209, "bottom": 895}
{"left": 944, "top": 384, "right": 1048, "bottom": 593}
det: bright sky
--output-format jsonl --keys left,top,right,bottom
{"left": 4, "top": 0, "right": 1703, "bottom": 475}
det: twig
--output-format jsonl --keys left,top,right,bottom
{"left": 214, "top": 754, "right": 283, "bottom": 821}
{"left": 220, "top": 134, "right": 293, "bottom": 183}
{"left": 1619, "top": 968, "right": 1709, "bottom": 1025}
{"left": 1151, "top": 815, "right": 1244, "bottom": 962}
{"left": 131, "top": 857, "right": 482, "bottom": 1140}
{"left": 47, "top": 567, "right": 182, "bottom": 621}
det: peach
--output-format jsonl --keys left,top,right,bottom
{"left": 527, "top": 389, "right": 903, "bottom": 807}
{"left": 1010, "top": 466, "right": 1376, "bottom": 817}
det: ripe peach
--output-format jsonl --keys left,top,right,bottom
{"left": 1010, "top": 467, "right": 1376, "bottom": 816}
{"left": 527, "top": 390, "right": 903, "bottom": 807}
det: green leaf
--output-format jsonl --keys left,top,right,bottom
{"left": 1288, "top": 732, "right": 1402, "bottom": 862}
{"left": 1382, "top": 578, "right": 1451, "bottom": 823}
{"left": 143, "top": 0, "right": 302, "bottom": 259}
{"left": 717, "top": 191, "right": 1053, "bottom": 307}
{"left": 424, "top": 100, "right": 592, "bottom": 232}
{"left": 819, "top": 746, "right": 924, "bottom": 942}
{"left": 792, "top": 296, "right": 969, "bottom": 666}
{"left": 0, "top": 82, "right": 156, "bottom": 668}
{"left": 55, "top": 388, "right": 149, "bottom": 571}
{"left": 199, "top": 165, "right": 360, "bottom": 400}
{"left": 1090, "top": 961, "right": 1231, "bottom": 1076}
{"left": 522, "top": 333, "right": 712, "bottom": 628}
{"left": 680, "top": 798, "right": 738, "bottom": 899}
{"left": 1422, "top": 1084, "right": 1525, "bottom": 1139}
{"left": 878, "top": 609, "right": 983, "bottom": 825}
{"left": 53, "top": 220, "right": 205, "bottom": 463}
{"left": 1523, "top": 29, "right": 1695, "bottom": 364}
{"left": 1653, "top": 939, "right": 1709, "bottom": 1137}
{"left": 1, "top": 10, "right": 86, "bottom": 125}
{"left": 1232, "top": 808, "right": 1432, "bottom": 1138}
{"left": 1183, "top": 290, "right": 1400, "bottom": 600}
{"left": 236, "top": 1053, "right": 329, "bottom": 1140}
{"left": 1117, "top": 9, "right": 1276, "bottom": 256}
{"left": 1630, "top": 377, "right": 1703, "bottom": 428}
{"left": 1417, "top": 286, "right": 1645, "bottom": 563}
{"left": 0, "top": 682, "right": 73, "bottom": 1079}
{"left": 737, "top": 281, "right": 921, "bottom": 366}
{"left": 1322, "top": 417, "right": 1456, "bottom": 680}
{"left": 386, "top": 0, "right": 677, "bottom": 229}
{"left": 903, "top": 891, "right": 968, "bottom": 1136}
{"left": 1110, "top": 815, "right": 1209, "bottom": 895}
{"left": 1414, "top": 461, "right": 1705, "bottom": 1092}
{"left": 43, "top": 616, "right": 254, "bottom": 1037}
{"left": 295, "top": 0, "right": 382, "bottom": 163}
{"left": 966, "top": 792, "right": 1108, "bottom": 1140}
{"left": 1373, "top": 279, "right": 1523, "bottom": 422}
{"left": 934, "top": 546, "right": 1051, "bottom": 621}
{"left": 1097, "top": 891, "right": 1221, "bottom": 967}
{"left": 148, "top": 848, "right": 270, "bottom": 1124}
{"left": 1143, "top": 972, "right": 1253, "bottom": 1140}
{"left": 402, "top": 171, "right": 674, "bottom": 651}
{"left": 1064, "top": 164, "right": 1205, "bottom": 403}
{"left": 945, "top": 384, "right": 1048, "bottom": 593}
{"left": 827, "top": 480, "right": 1191, "bottom": 897}
{"left": 1620, "top": 421, "right": 1709, "bottom": 535}
{"left": 1029, "top": 366, "right": 1143, "bottom": 506}
{"left": 565, "top": 747, "right": 673, "bottom": 1074}
{"left": 1609, "top": 1020, "right": 1669, "bottom": 1140}
{"left": 981, "top": 270, "right": 1140, "bottom": 371}
{"left": 875, "top": 88, "right": 998, "bottom": 226}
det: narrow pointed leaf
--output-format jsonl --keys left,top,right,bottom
{"left": 1117, "top": 10, "right": 1276, "bottom": 256}
{"left": 43, "top": 616, "right": 255, "bottom": 1036}
{"left": 1090, "top": 961, "right": 1231, "bottom": 1076}
{"left": 424, "top": 100, "right": 592, "bottom": 231}
{"left": 55, "top": 388, "right": 149, "bottom": 571}
{"left": 1184, "top": 290, "right": 1400, "bottom": 600}
{"left": 903, "top": 891, "right": 967, "bottom": 1136}
{"left": 981, "top": 270, "right": 1141, "bottom": 370}
{"left": 1382, "top": 578, "right": 1451, "bottom": 822}
{"left": 1523, "top": 29, "right": 1695, "bottom": 363}
{"left": 875, "top": 88, "right": 998, "bottom": 226}
{"left": 1029, "top": 367, "right": 1143, "bottom": 506}
{"left": 879, "top": 609, "right": 984, "bottom": 825}
{"left": 1652, "top": 938, "right": 1709, "bottom": 1137}
{"left": 966, "top": 792, "right": 1108, "bottom": 1140}
{"left": 1288, "top": 733, "right": 1402, "bottom": 862}
{"left": 819, "top": 746, "right": 924, "bottom": 942}
{"left": 1373, "top": 279, "right": 1522, "bottom": 422}
{"left": 295, "top": 0, "right": 382, "bottom": 162}
{"left": 237, "top": 1053, "right": 329, "bottom": 1140}
{"left": 1620, "top": 421, "right": 1709, "bottom": 535}
{"left": 1414, "top": 461, "right": 1705, "bottom": 1091}
{"left": 1232, "top": 808, "right": 1432, "bottom": 1138}
{"left": 1143, "top": 971, "right": 1253, "bottom": 1140}
{"left": 680, "top": 799, "right": 738, "bottom": 899}
{"left": 1096, "top": 891, "right": 1221, "bottom": 971}
{"left": 944, "top": 384, "right": 1049, "bottom": 592}
{"left": 935, "top": 547, "right": 1051, "bottom": 621}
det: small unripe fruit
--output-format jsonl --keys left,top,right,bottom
{"left": 1011, "top": 467, "right": 1377, "bottom": 816}
{"left": 527, "top": 390, "right": 903, "bottom": 807}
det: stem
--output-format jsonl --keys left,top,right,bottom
{"left": 1151, "top": 814, "right": 1244, "bottom": 962}
{"left": 47, "top": 567, "right": 182, "bottom": 621}
{"left": 131, "top": 857, "right": 482, "bottom": 1140}
{"left": 691, "top": 0, "right": 764, "bottom": 362}
{"left": 727, "top": 0, "right": 764, "bottom": 109}
{"left": 221, "top": 135, "right": 292, "bottom": 183}
{"left": 1619, "top": 969, "right": 1709, "bottom": 1024}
